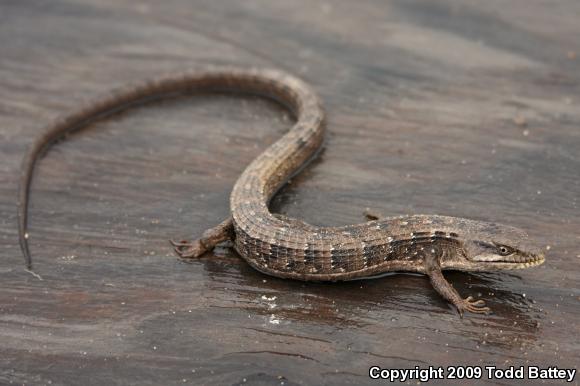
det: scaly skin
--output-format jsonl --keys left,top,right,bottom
{"left": 18, "top": 67, "right": 545, "bottom": 317}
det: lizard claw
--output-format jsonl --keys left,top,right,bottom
{"left": 456, "top": 296, "right": 491, "bottom": 317}
{"left": 169, "top": 239, "right": 207, "bottom": 258}
{"left": 169, "top": 240, "right": 192, "bottom": 247}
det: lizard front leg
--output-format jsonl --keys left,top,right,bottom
{"left": 363, "top": 208, "right": 384, "bottom": 221}
{"left": 170, "top": 217, "right": 234, "bottom": 258}
{"left": 425, "top": 254, "right": 490, "bottom": 317}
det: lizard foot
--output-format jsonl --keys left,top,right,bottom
{"left": 456, "top": 296, "right": 491, "bottom": 317}
{"left": 170, "top": 217, "right": 234, "bottom": 259}
{"left": 170, "top": 239, "right": 207, "bottom": 258}
{"left": 363, "top": 208, "right": 383, "bottom": 221}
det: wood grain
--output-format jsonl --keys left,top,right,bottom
{"left": 1, "top": 0, "right": 579, "bottom": 385}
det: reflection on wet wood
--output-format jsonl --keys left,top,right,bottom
{"left": 1, "top": 0, "right": 579, "bottom": 385}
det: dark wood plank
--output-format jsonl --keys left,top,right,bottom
{"left": 1, "top": 0, "right": 579, "bottom": 385}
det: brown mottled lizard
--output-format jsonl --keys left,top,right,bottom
{"left": 18, "top": 67, "right": 545, "bottom": 316}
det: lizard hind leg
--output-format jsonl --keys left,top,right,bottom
{"left": 170, "top": 217, "right": 234, "bottom": 258}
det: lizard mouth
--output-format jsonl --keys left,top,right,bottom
{"left": 483, "top": 254, "right": 545, "bottom": 269}
{"left": 464, "top": 250, "right": 545, "bottom": 270}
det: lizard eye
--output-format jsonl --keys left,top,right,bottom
{"left": 497, "top": 245, "right": 513, "bottom": 256}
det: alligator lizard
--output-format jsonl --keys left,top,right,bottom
{"left": 18, "top": 67, "right": 545, "bottom": 316}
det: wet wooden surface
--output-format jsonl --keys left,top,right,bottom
{"left": 1, "top": 1, "right": 579, "bottom": 385}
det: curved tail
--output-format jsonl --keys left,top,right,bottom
{"left": 16, "top": 67, "right": 317, "bottom": 270}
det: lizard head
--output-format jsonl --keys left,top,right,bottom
{"left": 459, "top": 239, "right": 545, "bottom": 271}
{"left": 439, "top": 219, "right": 545, "bottom": 271}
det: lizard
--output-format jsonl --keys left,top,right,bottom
{"left": 18, "top": 67, "right": 545, "bottom": 316}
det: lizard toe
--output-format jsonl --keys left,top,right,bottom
{"left": 457, "top": 296, "right": 491, "bottom": 316}
{"left": 170, "top": 239, "right": 207, "bottom": 258}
